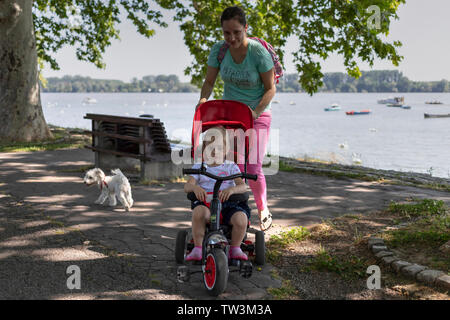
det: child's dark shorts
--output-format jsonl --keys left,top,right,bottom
{"left": 191, "top": 200, "right": 251, "bottom": 226}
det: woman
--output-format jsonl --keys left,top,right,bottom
{"left": 196, "top": 6, "right": 276, "bottom": 231}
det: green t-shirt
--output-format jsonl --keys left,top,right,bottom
{"left": 207, "top": 39, "right": 274, "bottom": 112}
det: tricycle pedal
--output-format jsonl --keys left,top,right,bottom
{"left": 177, "top": 265, "right": 190, "bottom": 282}
{"left": 239, "top": 261, "right": 252, "bottom": 278}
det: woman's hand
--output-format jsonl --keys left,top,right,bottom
{"left": 247, "top": 105, "right": 259, "bottom": 120}
{"left": 193, "top": 185, "right": 207, "bottom": 202}
{"left": 219, "top": 187, "right": 235, "bottom": 202}
{"left": 196, "top": 98, "right": 207, "bottom": 110}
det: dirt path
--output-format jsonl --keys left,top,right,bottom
{"left": 0, "top": 149, "right": 449, "bottom": 299}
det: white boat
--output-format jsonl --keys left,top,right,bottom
{"left": 378, "top": 96, "right": 404, "bottom": 104}
{"left": 272, "top": 100, "right": 280, "bottom": 104}
{"left": 83, "top": 97, "right": 97, "bottom": 104}
{"left": 289, "top": 101, "right": 296, "bottom": 105}
{"left": 387, "top": 103, "right": 411, "bottom": 109}
{"left": 324, "top": 102, "right": 341, "bottom": 111}
{"left": 338, "top": 141, "right": 348, "bottom": 149}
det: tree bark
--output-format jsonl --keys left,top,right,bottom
{"left": 0, "top": 0, "right": 52, "bottom": 143}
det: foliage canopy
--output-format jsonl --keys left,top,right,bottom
{"left": 33, "top": 0, "right": 405, "bottom": 95}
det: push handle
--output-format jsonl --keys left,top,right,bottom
{"left": 182, "top": 168, "right": 257, "bottom": 181}
{"left": 187, "top": 192, "right": 249, "bottom": 203}
{"left": 242, "top": 173, "right": 257, "bottom": 181}
{"left": 182, "top": 168, "right": 201, "bottom": 175}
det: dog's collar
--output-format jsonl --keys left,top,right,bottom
{"left": 100, "top": 180, "right": 108, "bottom": 190}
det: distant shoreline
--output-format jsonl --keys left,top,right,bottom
{"left": 41, "top": 91, "right": 450, "bottom": 94}
{"left": 41, "top": 70, "right": 450, "bottom": 94}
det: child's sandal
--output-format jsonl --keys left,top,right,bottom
{"left": 185, "top": 246, "right": 202, "bottom": 261}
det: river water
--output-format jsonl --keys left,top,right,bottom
{"left": 41, "top": 92, "right": 450, "bottom": 178}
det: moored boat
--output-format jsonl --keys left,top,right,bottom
{"left": 425, "top": 101, "right": 443, "bottom": 105}
{"left": 386, "top": 103, "right": 404, "bottom": 107}
{"left": 346, "top": 110, "right": 371, "bottom": 115}
{"left": 378, "top": 96, "right": 404, "bottom": 104}
{"left": 83, "top": 97, "right": 97, "bottom": 104}
{"left": 324, "top": 103, "right": 341, "bottom": 111}
{"left": 424, "top": 113, "right": 450, "bottom": 118}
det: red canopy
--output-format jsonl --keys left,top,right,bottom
{"left": 191, "top": 100, "right": 254, "bottom": 164}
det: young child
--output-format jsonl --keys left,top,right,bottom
{"left": 184, "top": 126, "right": 251, "bottom": 261}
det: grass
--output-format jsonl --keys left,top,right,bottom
{"left": 383, "top": 214, "right": 450, "bottom": 247}
{"left": 148, "top": 273, "right": 162, "bottom": 287}
{"left": 267, "top": 280, "right": 298, "bottom": 299}
{"left": 268, "top": 226, "right": 310, "bottom": 248}
{"left": 342, "top": 214, "right": 361, "bottom": 220}
{"left": 352, "top": 225, "right": 364, "bottom": 244}
{"left": 278, "top": 160, "right": 296, "bottom": 172}
{"left": 381, "top": 199, "right": 450, "bottom": 272}
{"left": 295, "top": 156, "right": 335, "bottom": 165}
{"left": 302, "top": 246, "right": 367, "bottom": 280}
{"left": 266, "top": 200, "right": 450, "bottom": 298}
{"left": 422, "top": 183, "right": 450, "bottom": 193}
{"left": 278, "top": 160, "right": 383, "bottom": 182}
{"left": 383, "top": 199, "right": 449, "bottom": 246}
{"left": 266, "top": 247, "right": 283, "bottom": 263}
{"left": 266, "top": 226, "right": 310, "bottom": 264}
{"left": 387, "top": 198, "right": 447, "bottom": 218}
{"left": 45, "top": 216, "right": 65, "bottom": 228}
{"left": 0, "top": 140, "right": 85, "bottom": 152}
{"left": 0, "top": 125, "right": 90, "bottom": 153}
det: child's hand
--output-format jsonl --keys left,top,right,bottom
{"left": 193, "top": 185, "right": 207, "bottom": 202}
{"left": 219, "top": 187, "right": 235, "bottom": 202}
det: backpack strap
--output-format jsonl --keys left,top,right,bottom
{"left": 217, "top": 41, "right": 230, "bottom": 65}
{"left": 249, "top": 37, "right": 283, "bottom": 84}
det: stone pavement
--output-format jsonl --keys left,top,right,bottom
{"left": 1, "top": 149, "right": 449, "bottom": 299}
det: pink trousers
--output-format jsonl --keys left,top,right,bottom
{"left": 238, "top": 111, "right": 271, "bottom": 212}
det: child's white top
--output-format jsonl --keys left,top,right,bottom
{"left": 190, "top": 161, "right": 241, "bottom": 193}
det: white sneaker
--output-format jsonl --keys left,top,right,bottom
{"left": 259, "top": 207, "right": 273, "bottom": 231}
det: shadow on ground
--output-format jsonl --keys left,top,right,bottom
{"left": 1, "top": 149, "right": 449, "bottom": 299}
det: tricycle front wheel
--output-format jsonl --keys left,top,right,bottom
{"left": 204, "top": 248, "right": 229, "bottom": 296}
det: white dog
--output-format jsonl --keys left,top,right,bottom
{"left": 83, "top": 168, "right": 133, "bottom": 211}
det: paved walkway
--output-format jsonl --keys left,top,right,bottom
{"left": 1, "top": 149, "right": 449, "bottom": 299}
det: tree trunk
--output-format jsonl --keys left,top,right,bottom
{"left": 0, "top": 0, "right": 52, "bottom": 143}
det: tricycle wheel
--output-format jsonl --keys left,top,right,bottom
{"left": 204, "top": 248, "right": 228, "bottom": 296}
{"left": 175, "top": 229, "right": 189, "bottom": 264}
{"left": 254, "top": 231, "right": 265, "bottom": 266}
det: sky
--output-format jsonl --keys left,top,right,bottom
{"left": 42, "top": 0, "right": 450, "bottom": 83}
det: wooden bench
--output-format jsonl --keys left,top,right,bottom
{"left": 84, "top": 113, "right": 182, "bottom": 180}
